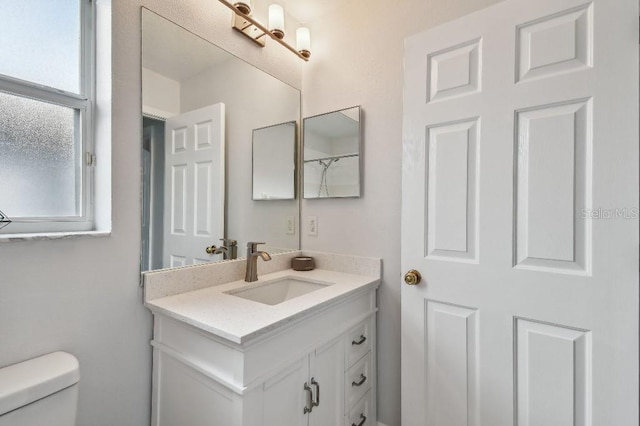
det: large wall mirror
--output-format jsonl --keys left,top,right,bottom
{"left": 141, "top": 9, "right": 300, "bottom": 272}
{"left": 303, "top": 106, "right": 361, "bottom": 199}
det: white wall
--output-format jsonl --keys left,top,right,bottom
{"left": 300, "top": 0, "right": 501, "bottom": 424}
{"left": 0, "top": 1, "right": 301, "bottom": 426}
{"left": 142, "top": 67, "right": 181, "bottom": 117}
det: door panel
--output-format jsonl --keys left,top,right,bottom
{"left": 425, "top": 301, "right": 479, "bottom": 426}
{"left": 426, "top": 119, "right": 479, "bottom": 262}
{"left": 515, "top": 319, "right": 590, "bottom": 426}
{"left": 515, "top": 100, "right": 591, "bottom": 272}
{"left": 263, "top": 357, "right": 309, "bottom": 426}
{"left": 401, "top": 1, "right": 638, "bottom": 425}
{"left": 309, "top": 338, "right": 344, "bottom": 426}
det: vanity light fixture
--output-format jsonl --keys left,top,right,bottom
{"left": 218, "top": 0, "right": 311, "bottom": 61}
{"left": 268, "top": 4, "right": 285, "bottom": 39}
{"left": 296, "top": 27, "right": 311, "bottom": 59}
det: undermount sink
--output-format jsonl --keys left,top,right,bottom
{"left": 226, "top": 277, "right": 333, "bottom": 306}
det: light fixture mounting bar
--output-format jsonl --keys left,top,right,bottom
{"left": 218, "top": 0, "right": 309, "bottom": 61}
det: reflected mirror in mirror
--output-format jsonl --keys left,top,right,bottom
{"left": 141, "top": 9, "right": 300, "bottom": 272}
{"left": 303, "top": 106, "right": 361, "bottom": 199}
{"left": 253, "top": 122, "right": 296, "bottom": 200}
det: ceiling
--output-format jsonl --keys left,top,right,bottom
{"left": 142, "top": 10, "right": 231, "bottom": 82}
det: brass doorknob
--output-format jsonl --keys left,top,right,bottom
{"left": 404, "top": 269, "right": 421, "bottom": 285}
{"left": 205, "top": 245, "right": 217, "bottom": 254}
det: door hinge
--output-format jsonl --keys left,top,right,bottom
{"left": 86, "top": 152, "right": 96, "bottom": 166}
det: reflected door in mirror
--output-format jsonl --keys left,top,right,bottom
{"left": 163, "top": 103, "right": 226, "bottom": 268}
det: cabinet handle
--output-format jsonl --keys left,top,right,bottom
{"left": 351, "top": 373, "right": 367, "bottom": 387}
{"left": 352, "top": 413, "right": 367, "bottom": 426}
{"left": 352, "top": 335, "right": 367, "bottom": 345}
{"left": 311, "top": 377, "right": 320, "bottom": 408}
{"left": 303, "top": 382, "right": 313, "bottom": 414}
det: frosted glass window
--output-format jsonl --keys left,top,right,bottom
{"left": 0, "top": 92, "right": 80, "bottom": 218}
{"left": 0, "top": 1, "right": 81, "bottom": 93}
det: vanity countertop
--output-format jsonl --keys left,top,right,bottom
{"left": 145, "top": 268, "right": 379, "bottom": 345}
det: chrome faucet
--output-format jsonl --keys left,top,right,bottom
{"left": 245, "top": 242, "right": 271, "bottom": 282}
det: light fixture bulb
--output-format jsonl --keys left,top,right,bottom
{"left": 296, "top": 27, "right": 311, "bottom": 59}
{"left": 268, "top": 4, "right": 285, "bottom": 39}
{"left": 233, "top": 0, "right": 252, "bottom": 15}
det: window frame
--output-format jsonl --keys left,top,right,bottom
{"left": 0, "top": 0, "right": 96, "bottom": 235}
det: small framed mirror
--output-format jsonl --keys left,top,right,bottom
{"left": 303, "top": 106, "right": 361, "bottom": 199}
{"left": 252, "top": 121, "right": 297, "bottom": 200}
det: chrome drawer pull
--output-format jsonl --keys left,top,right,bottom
{"left": 311, "top": 377, "right": 320, "bottom": 408}
{"left": 352, "top": 413, "right": 367, "bottom": 426}
{"left": 352, "top": 335, "right": 367, "bottom": 345}
{"left": 303, "top": 382, "right": 313, "bottom": 414}
{"left": 351, "top": 373, "right": 367, "bottom": 387}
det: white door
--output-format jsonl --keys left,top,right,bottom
{"left": 163, "top": 103, "right": 225, "bottom": 268}
{"left": 401, "top": 0, "right": 638, "bottom": 425}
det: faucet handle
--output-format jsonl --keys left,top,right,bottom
{"left": 247, "top": 241, "right": 266, "bottom": 250}
{"left": 220, "top": 238, "right": 237, "bottom": 246}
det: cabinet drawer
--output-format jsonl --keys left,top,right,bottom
{"left": 344, "top": 352, "right": 371, "bottom": 410}
{"left": 345, "top": 390, "right": 373, "bottom": 426}
{"left": 345, "top": 319, "right": 372, "bottom": 369}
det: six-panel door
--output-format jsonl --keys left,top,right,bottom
{"left": 401, "top": 0, "right": 639, "bottom": 425}
{"left": 163, "top": 103, "right": 226, "bottom": 268}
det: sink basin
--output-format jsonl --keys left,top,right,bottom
{"left": 226, "top": 277, "right": 333, "bottom": 306}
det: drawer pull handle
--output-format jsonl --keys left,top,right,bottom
{"left": 352, "top": 373, "right": 367, "bottom": 387}
{"left": 352, "top": 335, "right": 367, "bottom": 345}
{"left": 311, "top": 377, "right": 320, "bottom": 408}
{"left": 303, "top": 382, "right": 313, "bottom": 414}
{"left": 352, "top": 413, "right": 367, "bottom": 426}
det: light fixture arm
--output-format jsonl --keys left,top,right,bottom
{"left": 218, "top": 0, "right": 310, "bottom": 61}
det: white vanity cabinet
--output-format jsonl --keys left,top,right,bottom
{"left": 263, "top": 337, "right": 344, "bottom": 426}
{"left": 149, "top": 282, "right": 377, "bottom": 426}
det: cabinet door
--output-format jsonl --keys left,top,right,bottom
{"left": 309, "top": 337, "right": 345, "bottom": 426}
{"left": 263, "top": 356, "right": 309, "bottom": 426}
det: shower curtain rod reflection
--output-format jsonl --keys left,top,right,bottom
{"left": 317, "top": 158, "right": 339, "bottom": 197}
{"left": 303, "top": 153, "right": 358, "bottom": 163}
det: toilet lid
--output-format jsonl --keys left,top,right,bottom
{"left": 0, "top": 351, "right": 79, "bottom": 416}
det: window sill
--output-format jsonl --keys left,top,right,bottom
{"left": 0, "top": 230, "right": 111, "bottom": 243}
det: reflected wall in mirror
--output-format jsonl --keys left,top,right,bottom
{"left": 303, "top": 106, "right": 361, "bottom": 199}
{"left": 141, "top": 9, "right": 300, "bottom": 272}
{"left": 253, "top": 122, "right": 296, "bottom": 200}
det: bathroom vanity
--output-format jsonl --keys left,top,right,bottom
{"left": 144, "top": 252, "right": 380, "bottom": 426}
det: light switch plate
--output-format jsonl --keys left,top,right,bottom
{"left": 286, "top": 216, "right": 295, "bottom": 235}
{"left": 307, "top": 216, "right": 318, "bottom": 236}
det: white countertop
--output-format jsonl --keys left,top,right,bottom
{"left": 145, "top": 268, "right": 379, "bottom": 345}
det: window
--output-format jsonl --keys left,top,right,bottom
{"left": 0, "top": 0, "right": 95, "bottom": 235}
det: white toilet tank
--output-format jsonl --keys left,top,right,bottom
{"left": 0, "top": 352, "right": 79, "bottom": 426}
